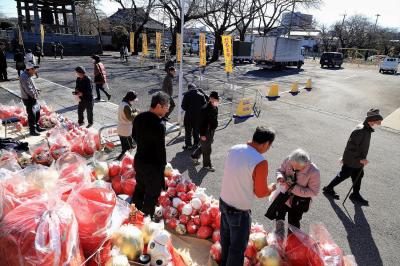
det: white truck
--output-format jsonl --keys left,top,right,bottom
{"left": 379, "top": 57, "right": 399, "bottom": 74}
{"left": 253, "top": 36, "right": 304, "bottom": 69}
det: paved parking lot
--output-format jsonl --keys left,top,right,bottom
{"left": 2, "top": 55, "right": 400, "bottom": 265}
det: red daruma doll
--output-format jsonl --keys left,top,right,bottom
{"left": 68, "top": 181, "right": 116, "bottom": 257}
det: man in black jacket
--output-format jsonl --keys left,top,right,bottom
{"left": 191, "top": 91, "right": 219, "bottom": 171}
{"left": 74, "top": 66, "right": 94, "bottom": 128}
{"left": 181, "top": 83, "right": 208, "bottom": 150}
{"left": 161, "top": 66, "right": 176, "bottom": 120}
{"left": 0, "top": 43, "right": 8, "bottom": 81}
{"left": 323, "top": 109, "right": 383, "bottom": 205}
{"left": 131, "top": 92, "right": 170, "bottom": 216}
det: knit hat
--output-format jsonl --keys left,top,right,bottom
{"left": 91, "top": 54, "right": 100, "bottom": 63}
{"left": 25, "top": 62, "right": 39, "bottom": 69}
{"left": 75, "top": 66, "right": 86, "bottom": 74}
{"left": 188, "top": 83, "right": 197, "bottom": 90}
{"left": 210, "top": 91, "right": 220, "bottom": 100}
{"left": 365, "top": 108, "right": 383, "bottom": 122}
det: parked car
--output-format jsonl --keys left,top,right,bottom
{"left": 379, "top": 57, "right": 399, "bottom": 74}
{"left": 320, "top": 52, "right": 343, "bottom": 68}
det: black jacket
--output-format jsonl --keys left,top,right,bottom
{"left": 75, "top": 75, "right": 93, "bottom": 102}
{"left": 34, "top": 46, "right": 42, "bottom": 56}
{"left": 181, "top": 89, "right": 207, "bottom": 125}
{"left": 199, "top": 102, "right": 218, "bottom": 136}
{"left": 342, "top": 122, "right": 373, "bottom": 168}
{"left": 132, "top": 111, "right": 166, "bottom": 167}
{"left": 0, "top": 50, "right": 7, "bottom": 68}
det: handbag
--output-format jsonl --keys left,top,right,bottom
{"left": 265, "top": 188, "right": 292, "bottom": 220}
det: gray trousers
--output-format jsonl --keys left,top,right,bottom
{"left": 192, "top": 130, "right": 215, "bottom": 167}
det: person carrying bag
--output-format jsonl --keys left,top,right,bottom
{"left": 92, "top": 55, "right": 111, "bottom": 101}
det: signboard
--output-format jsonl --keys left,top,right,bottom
{"left": 176, "top": 33, "right": 181, "bottom": 62}
{"left": 142, "top": 33, "right": 148, "bottom": 56}
{"left": 40, "top": 24, "right": 44, "bottom": 49}
{"left": 222, "top": 35, "right": 233, "bottom": 73}
{"left": 156, "top": 32, "right": 161, "bottom": 59}
{"left": 199, "top": 33, "right": 206, "bottom": 67}
{"left": 130, "top": 32, "right": 134, "bottom": 53}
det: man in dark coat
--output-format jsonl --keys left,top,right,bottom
{"left": 131, "top": 92, "right": 170, "bottom": 216}
{"left": 323, "top": 109, "right": 383, "bottom": 205}
{"left": 181, "top": 83, "right": 207, "bottom": 150}
{"left": 57, "top": 42, "right": 64, "bottom": 59}
{"left": 191, "top": 91, "right": 219, "bottom": 171}
{"left": 34, "top": 43, "right": 42, "bottom": 65}
{"left": 0, "top": 43, "right": 8, "bottom": 81}
{"left": 14, "top": 49, "right": 25, "bottom": 77}
{"left": 161, "top": 66, "right": 176, "bottom": 120}
{"left": 73, "top": 66, "right": 94, "bottom": 128}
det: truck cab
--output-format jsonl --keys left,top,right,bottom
{"left": 320, "top": 52, "right": 343, "bottom": 68}
{"left": 379, "top": 57, "right": 399, "bottom": 74}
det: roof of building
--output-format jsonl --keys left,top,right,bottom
{"left": 108, "top": 8, "right": 165, "bottom": 31}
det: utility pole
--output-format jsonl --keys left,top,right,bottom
{"left": 287, "top": 0, "right": 296, "bottom": 38}
{"left": 374, "top": 14, "right": 380, "bottom": 30}
{"left": 338, "top": 13, "right": 346, "bottom": 49}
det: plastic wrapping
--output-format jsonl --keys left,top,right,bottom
{"left": 285, "top": 224, "right": 324, "bottom": 266}
{"left": 31, "top": 143, "right": 54, "bottom": 166}
{"left": 0, "top": 198, "right": 85, "bottom": 266}
{"left": 0, "top": 164, "right": 58, "bottom": 220}
{"left": 47, "top": 128, "right": 71, "bottom": 160}
{"left": 309, "top": 223, "right": 344, "bottom": 266}
{"left": 0, "top": 149, "right": 21, "bottom": 171}
{"left": 68, "top": 180, "right": 117, "bottom": 257}
{"left": 120, "top": 169, "right": 136, "bottom": 196}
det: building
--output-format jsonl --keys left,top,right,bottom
{"left": 13, "top": 0, "right": 100, "bottom": 55}
{"left": 281, "top": 12, "right": 313, "bottom": 29}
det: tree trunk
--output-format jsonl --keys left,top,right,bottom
{"left": 210, "top": 32, "right": 223, "bottom": 62}
{"left": 239, "top": 29, "right": 246, "bottom": 41}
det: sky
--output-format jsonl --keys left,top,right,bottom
{"left": 1, "top": 0, "right": 399, "bottom": 29}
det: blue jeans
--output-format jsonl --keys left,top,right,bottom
{"left": 219, "top": 198, "right": 251, "bottom": 266}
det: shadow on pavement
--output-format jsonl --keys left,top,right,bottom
{"left": 244, "top": 68, "right": 303, "bottom": 80}
{"left": 55, "top": 104, "right": 78, "bottom": 114}
{"left": 169, "top": 150, "right": 208, "bottom": 186}
{"left": 325, "top": 195, "right": 383, "bottom": 266}
{"left": 320, "top": 67, "right": 344, "bottom": 71}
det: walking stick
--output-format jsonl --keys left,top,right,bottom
{"left": 342, "top": 167, "right": 364, "bottom": 205}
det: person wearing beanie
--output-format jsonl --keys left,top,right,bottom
{"left": 73, "top": 66, "right": 94, "bottom": 128}
{"left": 323, "top": 108, "right": 383, "bottom": 205}
{"left": 191, "top": 91, "right": 219, "bottom": 171}
{"left": 117, "top": 91, "right": 139, "bottom": 160}
{"left": 92, "top": 55, "right": 111, "bottom": 101}
{"left": 181, "top": 82, "right": 208, "bottom": 150}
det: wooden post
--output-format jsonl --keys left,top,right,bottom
{"left": 54, "top": 4, "right": 60, "bottom": 33}
{"left": 33, "top": 0, "right": 40, "bottom": 34}
{"left": 24, "top": 1, "right": 31, "bottom": 32}
{"left": 62, "top": 5, "right": 68, "bottom": 34}
{"left": 71, "top": 3, "right": 78, "bottom": 35}
{"left": 17, "top": 0, "right": 23, "bottom": 30}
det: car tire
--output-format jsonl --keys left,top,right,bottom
{"left": 379, "top": 69, "right": 382, "bottom": 73}
{"left": 321, "top": 64, "right": 324, "bottom": 68}
{"left": 338, "top": 64, "right": 342, "bottom": 68}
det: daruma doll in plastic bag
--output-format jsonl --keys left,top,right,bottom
{"left": 32, "top": 144, "right": 53, "bottom": 166}
{"left": 68, "top": 181, "right": 117, "bottom": 257}
{"left": 285, "top": 226, "right": 324, "bottom": 266}
{"left": 0, "top": 199, "right": 85, "bottom": 266}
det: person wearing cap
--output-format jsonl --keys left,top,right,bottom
{"left": 24, "top": 49, "right": 38, "bottom": 78}
{"left": 92, "top": 55, "right": 111, "bottom": 101}
{"left": 73, "top": 66, "right": 94, "bottom": 128}
{"left": 191, "top": 91, "right": 219, "bottom": 171}
{"left": 19, "top": 62, "right": 44, "bottom": 136}
{"left": 219, "top": 126, "right": 276, "bottom": 266}
{"left": 323, "top": 109, "right": 384, "bottom": 205}
{"left": 161, "top": 66, "right": 176, "bottom": 120}
{"left": 181, "top": 83, "right": 208, "bottom": 150}
{"left": 117, "top": 91, "right": 139, "bottom": 160}
{"left": 0, "top": 43, "right": 8, "bottom": 81}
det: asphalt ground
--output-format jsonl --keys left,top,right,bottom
{"left": 2, "top": 54, "right": 400, "bottom": 265}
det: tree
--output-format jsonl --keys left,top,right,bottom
{"left": 112, "top": 25, "right": 129, "bottom": 47}
{"left": 234, "top": 0, "right": 261, "bottom": 41}
{"left": 318, "top": 24, "right": 336, "bottom": 51}
{"left": 159, "top": 0, "right": 217, "bottom": 55}
{"left": 111, "top": 0, "right": 157, "bottom": 55}
{"left": 257, "top": 0, "right": 320, "bottom": 35}
{"left": 76, "top": 0, "right": 107, "bottom": 53}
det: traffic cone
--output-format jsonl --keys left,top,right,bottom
{"left": 233, "top": 98, "right": 255, "bottom": 119}
{"left": 266, "top": 84, "right": 280, "bottom": 100}
{"left": 305, "top": 78, "right": 312, "bottom": 91}
{"left": 290, "top": 82, "right": 299, "bottom": 95}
